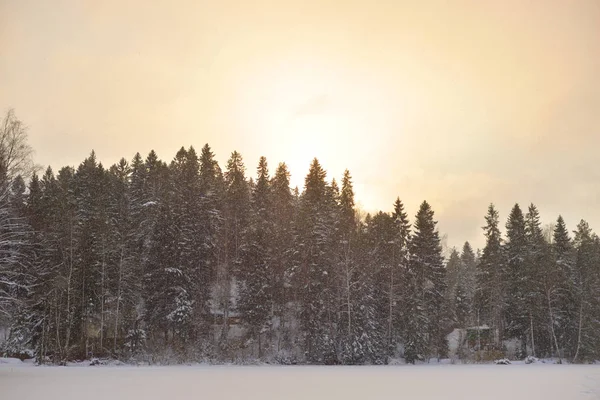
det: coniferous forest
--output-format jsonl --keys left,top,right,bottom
{"left": 1, "top": 110, "right": 600, "bottom": 365}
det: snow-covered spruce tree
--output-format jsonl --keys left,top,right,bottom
{"left": 105, "top": 159, "right": 138, "bottom": 356}
{"left": 571, "top": 220, "right": 600, "bottom": 362}
{"left": 268, "top": 162, "right": 296, "bottom": 358}
{"left": 294, "top": 158, "right": 337, "bottom": 364}
{"left": 446, "top": 247, "right": 472, "bottom": 329}
{"left": 349, "top": 218, "right": 386, "bottom": 364}
{"left": 197, "top": 143, "right": 224, "bottom": 354}
{"left": 23, "top": 169, "right": 56, "bottom": 363}
{"left": 390, "top": 198, "right": 411, "bottom": 358}
{"left": 238, "top": 156, "right": 273, "bottom": 359}
{"left": 336, "top": 170, "right": 381, "bottom": 364}
{"left": 367, "top": 211, "right": 397, "bottom": 362}
{"left": 143, "top": 148, "right": 209, "bottom": 360}
{"left": 405, "top": 201, "right": 447, "bottom": 362}
{"left": 550, "top": 216, "right": 576, "bottom": 359}
{"left": 445, "top": 248, "right": 461, "bottom": 327}
{"left": 337, "top": 170, "right": 355, "bottom": 363}
{"left": 44, "top": 167, "right": 78, "bottom": 363}
{"left": 368, "top": 198, "right": 411, "bottom": 362}
{"left": 140, "top": 152, "right": 177, "bottom": 355}
{"left": 166, "top": 147, "right": 204, "bottom": 357}
{"left": 503, "top": 204, "right": 527, "bottom": 351}
{"left": 459, "top": 241, "right": 477, "bottom": 325}
{"left": 475, "top": 204, "right": 504, "bottom": 349}
{"left": 523, "top": 204, "right": 552, "bottom": 357}
{"left": 454, "top": 280, "right": 470, "bottom": 330}
{"left": 143, "top": 189, "right": 175, "bottom": 352}
{"left": 16, "top": 174, "right": 44, "bottom": 361}
{"left": 217, "top": 151, "right": 250, "bottom": 358}
{"left": 128, "top": 151, "right": 163, "bottom": 357}
{"left": 71, "top": 152, "right": 113, "bottom": 358}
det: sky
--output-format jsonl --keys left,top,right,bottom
{"left": 1, "top": 0, "right": 599, "bottom": 250}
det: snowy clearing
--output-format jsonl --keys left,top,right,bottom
{"left": 1, "top": 363, "right": 600, "bottom": 400}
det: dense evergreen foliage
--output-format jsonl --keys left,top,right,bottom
{"left": 1, "top": 112, "right": 600, "bottom": 364}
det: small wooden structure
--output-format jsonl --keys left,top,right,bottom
{"left": 466, "top": 325, "right": 491, "bottom": 350}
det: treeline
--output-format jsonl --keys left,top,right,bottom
{"left": 1, "top": 145, "right": 449, "bottom": 364}
{"left": 0, "top": 114, "right": 599, "bottom": 365}
{"left": 472, "top": 204, "right": 600, "bottom": 362}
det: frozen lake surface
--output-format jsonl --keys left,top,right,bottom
{"left": 2, "top": 361, "right": 600, "bottom": 400}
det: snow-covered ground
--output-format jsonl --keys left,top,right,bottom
{"left": 1, "top": 360, "right": 599, "bottom": 400}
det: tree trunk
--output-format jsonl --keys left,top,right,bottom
{"left": 64, "top": 220, "right": 74, "bottom": 360}
{"left": 55, "top": 297, "right": 61, "bottom": 359}
{"left": 573, "top": 302, "right": 583, "bottom": 363}
{"left": 100, "top": 242, "right": 106, "bottom": 352}
{"left": 346, "top": 247, "right": 351, "bottom": 337}
{"left": 546, "top": 288, "right": 561, "bottom": 360}
{"left": 114, "top": 246, "right": 124, "bottom": 354}
{"left": 529, "top": 312, "right": 535, "bottom": 357}
{"left": 388, "top": 267, "right": 394, "bottom": 349}
{"left": 258, "top": 331, "right": 262, "bottom": 359}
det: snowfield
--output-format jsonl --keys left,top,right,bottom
{"left": 1, "top": 361, "right": 600, "bottom": 400}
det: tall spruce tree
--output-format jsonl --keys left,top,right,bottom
{"left": 459, "top": 241, "right": 477, "bottom": 324}
{"left": 524, "top": 204, "right": 549, "bottom": 357}
{"left": 197, "top": 143, "right": 224, "bottom": 350}
{"left": 504, "top": 204, "right": 527, "bottom": 349}
{"left": 269, "top": 162, "right": 295, "bottom": 355}
{"left": 239, "top": 156, "right": 273, "bottom": 358}
{"left": 476, "top": 204, "right": 503, "bottom": 348}
{"left": 546, "top": 215, "right": 574, "bottom": 360}
{"left": 368, "top": 211, "right": 398, "bottom": 362}
{"left": 571, "top": 220, "right": 600, "bottom": 361}
{"left": 295, "top": 158, "right": 337, "bottom": 364}
{"left": 406, "top": 201, "right": 447, "bottom": 362}
{"left": 445, "top": 248, "right": 462, "bottom": 326}
{"left": 106, "top": 159, "right": 137, "bottom": 356}
{"left": 218, "top": 151, "right": 250, "bottom": 356}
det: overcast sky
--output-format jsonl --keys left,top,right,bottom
{"left": 1, "top": 0, "right": 599, "bottom": 250}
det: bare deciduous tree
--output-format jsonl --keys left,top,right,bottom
{"left": 0, "top": 109, "right": 36, "bottom": 183}
{"left": 0, "top": 109, "right": 35, "bottom": 327}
